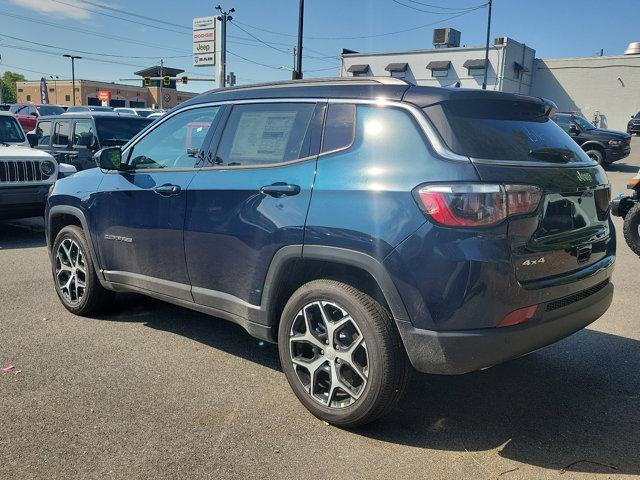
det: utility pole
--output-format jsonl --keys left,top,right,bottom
{"left": 293, "top": 0, "right": 304, "bottom": 79}
{"left": 292, "top": 47, "right": 297, "bottom": 75}
{"left": 63, "top": 54, "right": 81, "bottom": 105}
{"left": 159, "top": 58, "right": 163, "bottom": 110}
{"left": 215, "top": 5, "right": 235, "bottom": 88}
{"left": 481, "top": 0, "right": 492, "bottom": 90}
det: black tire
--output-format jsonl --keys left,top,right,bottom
{"left": 623, "top": 203, "right": 640, "bottom": 257}
{"left": 585, "top": 149, "right": 605, "bottom": 166}
{"left": 52, "top": 225, "right": 114, "bottom": 315}
{"left": 278, "top": 279, "right": 409, "bottom": 428}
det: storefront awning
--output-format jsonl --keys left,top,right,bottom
{"left": 384, "top": 62, "right": 408, "bottom": 72}
{"left": 463, "top": 59, "right": 487, "bottom": 69}
{"left": 426, "top": 60, "right": 451, "bottom": 70}
{"left": 347, "top": 64, "right": 370, "bottom": 73}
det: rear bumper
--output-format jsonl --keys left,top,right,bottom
{"left": 398, "top": 280, "right": 613, "bottom": 375}
{"left": 0, "top": 185, "right": 50, "bottom": 219}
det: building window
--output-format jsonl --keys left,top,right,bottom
{"left": 385, "top": 63, "right": 408, "bottom": 80}
{"left": 65, "top": 95, "right": 71, "bottom": 101}
{"left": 26, "top": 95, "right": 31, "bottom": 101}
{"left": 74, "top": 88, "right": 79, "bottom": 92}
{"left": 468, "top": 67, "right": 485, "bottom": 77}
{"left": 432, "top": 69, "right": 449, "bottom": 78}
{"left": 48, "top": 88, "right": 55, "bottom": 92}
{"left": 18, "top": 88, "right": 23, "bottom": 92}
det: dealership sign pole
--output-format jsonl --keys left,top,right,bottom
{"left": 193, "top": 16, "right": 217, "bottom": 85}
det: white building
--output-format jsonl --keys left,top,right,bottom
{"left": 340, "top": 31, "right": 640, "bottom": 130}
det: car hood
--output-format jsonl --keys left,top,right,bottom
{"left": 585, "top": 128, "right": 630, "bottom": 140}
{"left": 0, "top": 144, "right": 54, "bottom": 160}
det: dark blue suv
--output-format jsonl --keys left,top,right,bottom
{"left": 46, "top": 78, "right": 615, "bottom": 427}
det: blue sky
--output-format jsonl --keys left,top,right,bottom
{"left": 0, "top": 0, "right": 638, "bottom": 94}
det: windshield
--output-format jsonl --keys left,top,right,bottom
{"left": 38, "top": 105, "right": 65, "bottom": 116}
{"left": 0, "top": 116, "right": 26, "bottom": 143}
{"left": 95, "top": 117, "right": 153, "bottom": 145}
{"left": 572, "top": 115, "right": 595, "bottom": 130}
{"left": 424, "top": 99, "right": 592, "bottom": 163}
{"left": 634, "top": 112, "right": 640, "bottom": 119}
{"left": 135, "top": 110, "right": 154, "bottom": 117}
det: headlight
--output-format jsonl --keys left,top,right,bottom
{"left": 40, "top": 160, "right": 56, "bottom": 177}
{"left": 608, "top": 139, "right": 623, "bottom": 146}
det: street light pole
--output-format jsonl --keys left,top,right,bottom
{"left": 50, "top": 75, "right": 59, "bottom": 104}
{"left": 481, "top": 0, "right": 493, "bottom": 90}
{"left": 63, "top": 54, "right": 81, "bottom": 105}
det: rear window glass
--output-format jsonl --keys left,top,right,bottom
{"left": 424, "top": 99, "right": 591, "bottom": 163}
{"left": 53, "top": 121, "right": 70, "bottom": 146}
{"left": 36, "top": 121, "right": 52, "bottom": 145}
{"left": 95, "top": 117, "right": 153, "bottom": 146}
{"left": 38, "top": 105, "right": 65, "bottom": 116}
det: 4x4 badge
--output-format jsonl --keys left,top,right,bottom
{"left": 522, "top": 257, "right": 545, "bottom": 266}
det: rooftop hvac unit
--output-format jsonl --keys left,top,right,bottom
{"left": 433, "top": 28, "right": 461, "bottom": 48}
{"left": 494, "top": 37, "right": 507, "bottom": 46}
{"left": 624, "top": 42, "right": 640, "bottom": 55}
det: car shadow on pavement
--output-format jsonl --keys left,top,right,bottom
{"left": 606, "top": 162, "right": 639, "bottom": 174}
{"left": 0, "top": 218, "right": 46, "bottom": 250}
{"left": 96, "top": 295, "right": 639, "bottom": 476}
{"left": 360, "top": 328, "right": 640, "bottom": 476}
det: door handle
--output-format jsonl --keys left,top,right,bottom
{"left": 153, "top": 184, "right": 181, "bottom": 196}
{"left": 260, "top": 182, "right": 301, "bottom": 197}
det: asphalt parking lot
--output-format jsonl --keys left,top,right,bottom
{"left": 1, "top": 141, "right": 639, "bottom": 480}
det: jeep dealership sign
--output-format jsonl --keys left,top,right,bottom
{"left": 193, "top": 16, "right": 215, "bottom": 67}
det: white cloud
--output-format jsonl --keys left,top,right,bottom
{"left": 8, "top": 0, "right": 91, "bottom": 20}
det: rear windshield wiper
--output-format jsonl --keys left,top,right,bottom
{"left": 528, "top": 147, "right": 576, "bottom": 162}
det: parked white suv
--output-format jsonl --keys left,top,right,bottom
{"left": 1, "top": 112, "right": 75, "bottom": 220}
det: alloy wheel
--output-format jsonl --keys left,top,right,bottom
{"left": 289, "top": 300, "right": 369, "bottom": 408}
{"left": 55, "top": 238, "right": 87, "bottom": 306}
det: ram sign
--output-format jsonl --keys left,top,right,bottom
{"left": 193, "top": 16, "right": 215, "bottom": 67}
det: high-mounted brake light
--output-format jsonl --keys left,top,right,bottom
{"left": 415, "top": 183, "right": 542, "bottom": 228}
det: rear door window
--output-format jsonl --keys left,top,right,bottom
{"left": 0, "top": 115, "right": 25, "bottom": 143}
{"left": 52, "top": 121, "right": 71, "bottom": 146}
{"left": 215, "top": 103, "right": 315, "bottom": 166}
{"left": 73, "top": 120, "right": 96, "bottom": 147}
{"left": 424, "top": 99, "right": 591, "bottom": 163}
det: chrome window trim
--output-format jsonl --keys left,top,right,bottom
{"left": 470, "top": 157, "right": 597, "bottom": 168}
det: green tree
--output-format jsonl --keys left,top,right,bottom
{"left": 1, "top": 71, "right": 26, "bottom": 104}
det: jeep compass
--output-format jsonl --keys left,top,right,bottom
{"left": 46, "top": 78, "right": 615, "bottom": 427}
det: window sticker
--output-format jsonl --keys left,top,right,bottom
{"left": 229, "top": 111, "right": 297, "bottom": 162}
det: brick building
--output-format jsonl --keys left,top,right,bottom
{"left": 16, "top": 65, "right": 199, "bottom": 109}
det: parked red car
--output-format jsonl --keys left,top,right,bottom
{"left": 9, "top": 104, "right": 65, "bottom": 132}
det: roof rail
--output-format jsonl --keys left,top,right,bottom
{"left": 203, "top": 76, "right": 408, "bottom": 95}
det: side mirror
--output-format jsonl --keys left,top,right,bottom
{"left": 26, "top": 133, "right": 38, "bottom": 147}
{"left": 95, "top": 147, "right": 123, "bottom": 170}
{"left": 57, "top": 163, "right": 77, "bottom": 179}
{"left": 569, "top": 124, "right": 580, "bottom": 135}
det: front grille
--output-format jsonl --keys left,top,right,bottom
{"left": 0, "top": 160, "right": 45, "bottom": 183}
{"left": 545, "top": 280, "right": 609, "bottom": 312}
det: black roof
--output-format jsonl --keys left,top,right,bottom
{"left": 385, "top": 63, "right": 408, "bottom": 72}
{"left": 171, "top": 77, "right": 554, "bottom": 112}
{"left": 134, "top": 65, "right": 184, "bottom": 77}
{"left": 39, "top": 112, "right": 154, "bottom": 121}
{"left": 462, "top": 59, "right": 487, "bottom": 69}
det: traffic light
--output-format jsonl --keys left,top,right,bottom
{"left": 143, "top": 77, "right": 151, "bottom": 86}
{"left": 181, "top": 76, "right": 188, "bottom": 85}
{"left": 163, "top": 76, "right": 171, "bottom": 87}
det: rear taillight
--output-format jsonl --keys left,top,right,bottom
{"left": 498, "top": 305, "right": 538, "bottom": 327}
{"left": 415, "top": 184, "right": 541, "bottom": 228}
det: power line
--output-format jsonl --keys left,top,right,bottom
{"left": 0, "top": 10, "right": 187, "bottom": 53}
{"left": 390, "top": 0, "right": 486, "bottom": 13}
{"left": 76, "top": 0, "right": 191, "bottom": 31}
{"left": 0, "top": 63, "right": 59, "bottom": 77}
{"left": 399, "top": 0, "right": 486, "bottom": 9}
{"left": 50, "top": 0, "right": 191, "bottom": 36}
{"left": 227, "top": 50, "right": 285, "bottom": 70}
{"left": 233, "top": 6, "right": 485, "bottom": 40}
{"left": 0, "top": 33, "right": 191, "bottom": 59}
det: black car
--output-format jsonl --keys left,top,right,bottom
{"left": 551, "top": 112, "right": 631, "bottom": 166}
{"left": 628, "top": 112, "right": 640, "bottom": 135}
{"left": 28, "top": 112, "right": 153, "bottom": 171}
